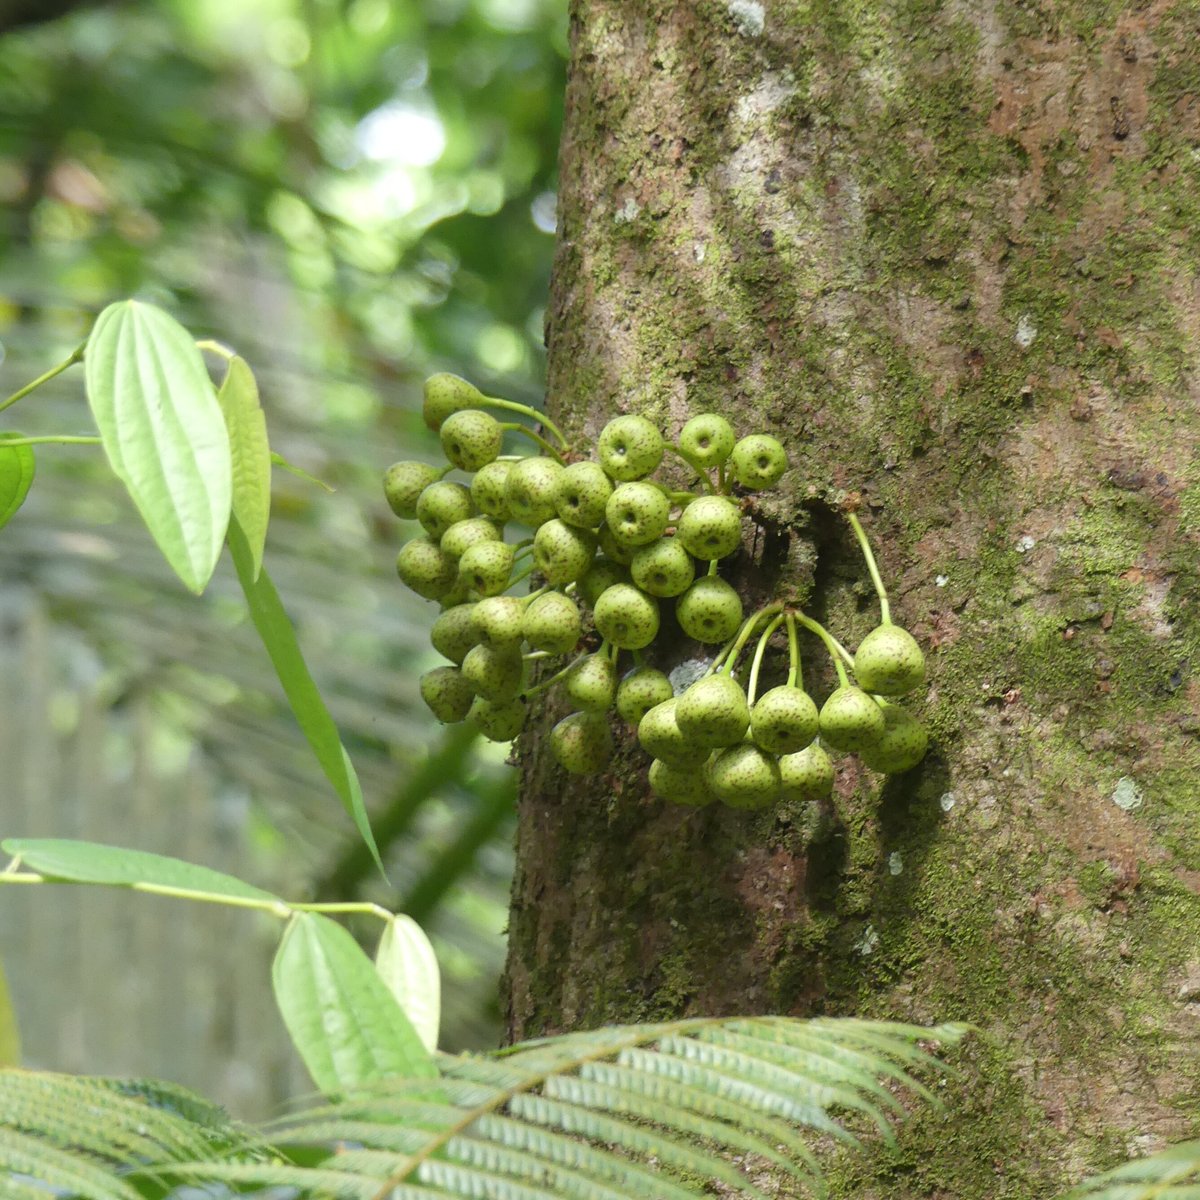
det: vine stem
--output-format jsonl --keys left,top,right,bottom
{"left": 0, "top": 342, "right": 86, "bottom": 415}
{"left": 483, "top": 395, "right": 569, "bottom": 450}
{"left": 0, "top": 435, "right": 101, "bottom": 447}
{"left": 786, "top": 611, "right": 802, "bottom": 690}
{"left": 500, "top": 422, "right": 566, "bottom": 463}
{"left": 747, "top": 613, "right": 786, "bottom": 707}
{"left": 846, "top": 511, "right": 891, "bottom": 625}
{"left": 521, "top": 651, "right": 586, "bottom": 699}
{"left": 794, "top": 611, "right": 850, "bottom": 688}
{"left": 196, "top": 338, "right": 235, "bottom": 362}
{"left": 713, "top": 603, "right": 785, "bottom": 676}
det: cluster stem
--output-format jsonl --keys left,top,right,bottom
{"left": 846, "top": 511, "right": 891, "bottom": 625}
{"left": 0, "top": 342, "right": 86, "bottom": 415}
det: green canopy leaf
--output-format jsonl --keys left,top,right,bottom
{"left": 0, "top": 433, "right": 35, "bottom": 531}
{"left": 216, "top": 355, "right": 271, "bottom": 580}
{"left": 272, "top": 913, "right": 439, "bottom": 1095}
{"left": 375, "top": 915, "right": 441, "bottom": 1054}
{"left": 84, "top": 300, "right": 232, "bottom": 593}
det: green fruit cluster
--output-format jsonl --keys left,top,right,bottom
{"left": 386, "top": 373, "right": 930, "bottom": 802}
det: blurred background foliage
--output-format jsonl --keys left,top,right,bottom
{"left": 0, "top": 0, "right": 566, "bottom": 1102}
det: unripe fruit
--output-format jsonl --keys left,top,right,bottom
{"left": 417, "top": 481, "right": 474, "bottom": 539}
{"left": 550, "top": 711, "right": 613, "bottom": 774}
{"left": 423, "top": 373, "right": 483, "bottom": 432}
{"left": 649, "top": 758, "right": 715, "bottom": 806}
{"left": 604, "top": 482, "right": 671, "bottom": 548}
{"left": 597, "top": 523, "right": 635, "bottom": 566}
{"left": 438, "top": 580, "right": 473, "bottom": 609}
{"left": 675, "top": 576, "right": 744, "bottom": 644}
{"left": 677, "top": 414, "right": 735, "bottom": 469}
{"left": 750, "top": 686, "right": 820, "bottom": 754}
{"left": 593, "top": 583, "right": 660, "bottom": 650}
{"left": 598, "top": 414, "right": 664, "bottom": 481}
{"left": 818, "top": 685, "right": 887, "bottom": 751}
{"left": 461, "top": 643, "right": 524, "bottom": 701}
{"left": 471, "top": 461, "right": 513, "bottom": 521}
{"left": 631, "top": 538, "right": 695, "bottom": 597}
{"left": 457, "top": 540, "right": 515, "bottom": 597}
{"left": 706, "top": 743, "right": 782, "bottom": 809}
{"left": 419, "top": 666, "right": 474, "bottom": 723}
{"left": 676, "top": 495, "right": 742, "bottom": 561}
{"left": 505, "top": 457, "right": 564, "bottom": 527}
{"left": 637, "top": 698, "right": 697, "bottom": 767}
{"left": 384, "top": 460, "right": 441, "bottom": 520}
{"left": 439, "top": 408, "right": 503, "bottom": 472}
{"left": 730, "top": 434, "right": 788, "bottom": 490}
{"left": 472, "top": 596, "right": 526, "bottom": 648}
{"left": 565, "top": 653, "right": 617, "bottom": 712}
{"left": 858, "top": 702, "right": 929, "bottom": 774}
{"left": 778, "top": 743, "right": 835, "bottom": 802}
{"left": 396, "top": 536, "right": 457, "bottom": 600}
{"left": 580, "top": 557, "right": 630, "bottom": 606}
{"left": 555, "top": 460, "right": 613, "bottom": 529}
{"left": 430, "top": 603, "right": 479, "bottom": 664}
{"left": 468, "top": 695, "right": 527, "bottom": 742}
{"left": 440, "top": 516, "right": 501, "bottom": 561}
{"left": 522, "top": 591, "right": 582, "bottom": 654}
{"left": 676, "top": 674, "right": 750, "bottom": 748}
{"left": 533, "top": 519, "right": 597, "bottom": 585}
{"left": 616, "top": 666, "right": 674, "bottom": 725}
{"left": 853, "top": 625, "right": 926, "bottom": 696}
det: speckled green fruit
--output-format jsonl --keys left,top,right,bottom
{"left": 750, "top": 686, "right": 820, "bottom": 754}
{"left": 707, "top": 743, "right": 782, "bottom": 809}
{"left": 565, "top": 653, "right": 617, "bottom": 712}
{"left": 675, "top": 576, "right": 744, "bottom": 644}
{"left": 472, "top": 596, "right": 526, "bottom": 648}
{"left": 419, "top": 666, "right": 474, "bottom": 723}
{"left": 505, "top": 457, "right": 564, "bottom": 527}
{"left": 441, "top": 516, "right": 501, "bottom": 561}
{"left": 854, "top": 624, "right": 926, "bottom": 696}
{"left": 593, "top": 583, "right": 660, "bottom": 650}
{"left": 649, "top": 758, "right": 715, "bottom": 806}
{"left": 677, "top": 414, "right": 735, "bottom": 470}
{"left": 631, "top": 538, "right": 695, "bottom": 597}
{"left": 417, "top": 481, "right": 474, "bottom": 539}
{"left": 859, "top": 701, "right": 929, "bottom": 774}
{"left": 598, "top": 414, "right": 664, "bottom": 481}
{"left": 779, "top": 743, "right": 835, "bottom": 802}
{"left": 471, "top": 461, "right": 512, "bottom": 521}
{"left": 597, "top": 523, "right": 635, "bottom": 565}
{"left": 430, "top": 603, "right": 479, "bottom": 664}
{"left": 730, "top": 434, "right": 788, "bottom": 490}
{"left": 384, "top": 460, "right": 441, "bottom": 520}
{"left": 437, "top": 580, "right": 472, "bottom": 610}
{"left": 676, "top": 495, "right": 742, "bottom": 560}
{"left": 439, "top": 409, "right": 503, "bottom": 472}
{"left": 468, "top": 695, "right": 527, "bottom": 742}
{"left": 396, "top": 536, "right": 457, "bottom": 600}
{"left": 522, "top": 591, "right": 582, "bottom": 654}
{"left": 580, "top": 557, "right": 630, "bottom": 606}
{"left": 461, "top": 642, "right": 523, "bottom": 701}
{"left": 637, "top": 698, "right": 698, "bottom": 767}
{"left": 616, "top": 666, "right": 674, "bottom": 725}
{"left": 818, "top": 685, "right": 887, "bottom": 751}
{"left": 676, "top": 674, "right": 751, "bottom": 748}
{"left": 604, "top": 482, "right": 671, "bottom": 547}
{"left": 423, "top": 372, "right": 483, "bottom": 432}
{"left": 550, "top": 711, "right": 613, "bottom": 775}
{"left": 533, "top": 519, "right": 597, "bottom": 585}
{"left": 555, "top": 460, "right": 613, "bottom": 529}
{"left": 457, "top": 540, "right": 515, "bottom": 597}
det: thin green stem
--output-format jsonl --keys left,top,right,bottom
{"left": 707, "top": 558, "right": 719, "bottom": 576}
{"left": 518, "top": 584, "right": 549, "bottom": 605}
{"left": 747, "top": 614, "right": 786, "bottom": 707}
{"left": 500, "top": 423, "right": 565, "bottom": 463}
{"left": 0, "top": 435, "right": 101, "bottom": 447}
{"left": 714, "top": 603, "right": 785, "bottom": 676}
{"left": 509, "top": 564, "right": 535, "bottom": 589}
{"left": 846, "top": 511, "right": 891, "bottom": 625}
{"left": 664, "top": 443, "right": 715, "bottom": 493}
{"left": 523, "top": 651, "right": 587, "bottom": 699}
{"left": 717, "top": 462, "right": 727, "bottom": 493}
{"left": 196, "top": 338, "right": 235, "bottom": 362}
{"left": 483, "top": 395, "right": 569, "bottom": 449}
{"left": 786, "top": 612, "right": 802, "bottom": 690}
{"left": 0, "top": 342, "right": 85, "bottom": 415}
{"left": 794, "top": 612, "right": 850, "bottom": 688}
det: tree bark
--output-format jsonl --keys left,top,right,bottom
{"left": 504, "top": 1, "right": 1200, "bottom": 1194}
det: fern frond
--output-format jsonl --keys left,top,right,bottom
{"left": 1064, "top": 1140, "right": 1200, "bottom": 1198}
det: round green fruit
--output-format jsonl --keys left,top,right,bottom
{"left": 439, "top": 408, "right": 503, "bottom": 472}
{"left": 555, "top": 460, "right": 613, "bottom": 529}
{"left": 472, "top": 596, "right": 526, "bottom": 648}
{"left": 533, "top": 519, "right": 597, "bottom": 585}
{"left": 550, "top": 711, "right": 613, "bottom": 775}
{"left": 598, "top": 414, "right": 664, "bottom": 481}
{"left": 396, "top": 536, "right": 457, "bottom": 600}
{"left": 675, "top": 576, "right": 743, "bottom": 644}
{"left": 631, "top": 538, "right": 695, "bottom": 597}
{"left": 505, "top": 457, "right": 564, "bottom": 528}
{"left": 457, "top": 540, "right": 515, "bottom": 597}
{"left": 675, "top": 674, "right": 750, "bottom": 748}
{"left": 580, "top": 556, "right": 630, "bottom": 606}
{"left": 779, "top": 743, "right": 835, "bottom": 802}
{"left": 440, "top": 516, "right": 501, "bottom": 561}
{"left": 853, "top": 624, "right": 926, "bottom": 696}
{"left": 649, "top": 758, "right": 715, "bottom": 806}
{"left": 858, "top": 702, "right": 929, "bottom": 774}
{"left": 471, "top": 461, "right": 513, "bottom": 521}
{"left": 730, "top": 434, "right": 788, "bottom": 490}
{"left": 676, "top": 495, "right": 742, "bottom": 561}
{"left": 597, "top": 523, "right": 635, "bottom": 565}
{"left": 818, "top": 685, "right": 886, "bottom": 752}
{"left": 750, "top": 686, "right": 819, "bottom": 754}
{"left": 430, "top": 603, "right": 479, "bottom": 664}
{"left": 564, "top": 653, "right": 617, "bottom": 712}
{"left": 468, "top": 695, "right": 527, "bottom": 742}
{"left": 461, "top": 643, "right": 524, "bottom": 701}
{"left": 419, "top": 666, "right": 474, "bottom": 723}
{"left": 384, "top": 460, "right": 441, "bottom": 520}
{"left": 416, "top": 481, "right": 474, "bottom": 539}
{"left": 522, "top": 591, "right": 582, "bottom": 655}
{"left": 637, "top": 698, "right": 697, "bottom": 767}
{"left": 604, "top": 482, "right": 671, "bottom": 548}
{"left": 593, "top": 583, "right": 660, "bottom": 650}
{"left": 677, "top": 414, "right": 735, "bottom": 470}
{"left": 423, "top": 373, "right": 483, "bottom": 432}
{"left": 706, "top": 743, "right": 782, "bottom": 809}
{"left": 616, "top": 666, "right": 674, "bottom": 725}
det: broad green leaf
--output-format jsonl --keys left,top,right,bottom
{"left": 375, "top": 915, "right": 441, "bottom": 1053}
{"left": 272, "top": 913, "right": 438, "bottom": 1095}
{"left": 216, "top": 356, "right": 271, "bottom": 581}
{"left": 226, "top": 516, "right": 383, "bottom": 874}
{"left": 0, "top": 433, "right": 35, "bottom": 531}
{"left": 1, "top": 838, "right": 278, "bottom": 903}
{"left": 84, "top": 300, "right": 231, "bottom": 593}
{"left": 0, "top": 954, "right": 19, "bottom": 1067}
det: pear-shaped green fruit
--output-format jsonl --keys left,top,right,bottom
{"left": 818, "top": 685, "right": 886, "bottom": 751}
{"left": 457, "top": 540, "right": 515, "bottom": 597}
{"left": 416, "top": 481, "right": 474, "bottom": 539}
{"left": 593, "top": 583, "right": 660, "bottom": 650}
{"left": 676, "top": 495, "right": 742, "bottom": 561}
{"left": 677, "top": 414, "right": 735, "bottom": 470}
{"left": 858, "top": 701, "right": 929, "bottom": 774}
{"left": 853, "top": 624, "right": 926, "bottom": 696}
{"left": 637, "top": 698, "right": 697, "bottom": 767}
{"left": 675, "top": 674, "right": 750, "bottom": 748}
{"left": 440, "top": 408, "right": 503, "bottom": 472}
{"left": 750, "top": 686, "right": 819, "bottom": 754}
{"left": 468, "top": 695, "right": 527, "bottom": 742}
{"left": 564, "top": 653, "right": 617, "bottom": 712}
{"left": 604, "top": 482, "right": 671, "bottom": 548}
{"left": 550, "top": 711, "right": 613, "bottom": 774}
{"left": 396, "top": 536, "right": 457, "bottom": 600}
{"left": 631, "top": 538, "right": 695, "bottom": 597}
{"left": 580, "top": 556, "right": 630, "bottom": 606}
{"left": 707, "top": 743, "right": 782, "bottom": 809}
{"left": 522, "top": 591, "right": 582, "bottom": 654}
{"left": 555, "top": 460, "right": 613, "bottom": 529}
{"left": 649, "top": 758, "right": 715, "bottom": 806}
{"left": 730, "top": 434, "right": 788, "bottom": 490}
{"left": 384, "top": 460, "right": 441, "bottom": 520}
{"left": 778, "top": 743, "right": 835, "bottom": 802}
{"left": 471, "top": 460, "right": 513, "bottom": 521}
{"left": 461, "top": 643, "right": 524, "bottom": 701}
{"left": 616, "top": 666, "right": 674, "bottom": 725}
{"left": 441, "top": 516, "right": 501, "bottom": 561}
{"left": 598, "top": 414, "right": 664, "bottom": 481}
{"left": 419, "top": 666, "right": 475, "bottom": 723}
{"left": 533, "top": 518, "right": 597, "bottom": 585}
{"left": 505, "top": 457, "right": 564, "bottom": 527}
{"left": 675, "top": 576, "right": 743, "bottom": 644}
{"left": 430, "top": 603, "right": 479, "bottom": 664}
{"left": 423, "top": 373, "right": 484, "bottom": 432}
{"left": 472, "top": 596, "right": 526, "bottom": 648}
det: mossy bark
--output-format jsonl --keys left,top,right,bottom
{"left": 503, "top": 2, "right": 1200, "bottom": 1194}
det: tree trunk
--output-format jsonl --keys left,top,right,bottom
{"left": 504, "top": 2, "right": 1200, "bottom": 1193}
